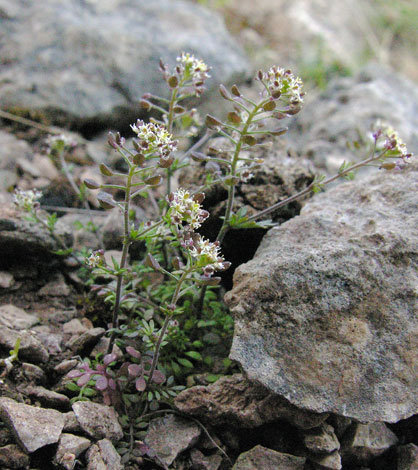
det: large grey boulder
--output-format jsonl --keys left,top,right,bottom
{"left": 225, "top": 159, "right": 418, "bottom": 423}
{"left": 0, "top": 0, "right": 248, "bottom": 125}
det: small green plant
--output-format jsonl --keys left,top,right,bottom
{"left": 0, "top": 338, "right": 21, "bottom": 377}
{"left": 13, "top": 52, "right": 413, "bottom": 466}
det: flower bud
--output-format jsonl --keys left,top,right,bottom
{"left": 84, "top": 179, "right": 101, "bottom": 190}
{"left": 108, "top": 132, "right": 118, "bottom": 149}
{"left": 142, "top": 93, "right": 152, "bottom": 100}
{"left": 115, "top": 132, "right": 125, "bottom": 146}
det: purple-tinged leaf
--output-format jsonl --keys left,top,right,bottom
{"left": 151, "top": 370, "right": 166, "bottom": 385}
{"left": 108, "top": 378, "right": 117, "bottom": 390}
{"left": 67, "top": 369, "right": 83, "bottom": 378}
{"left": 104, "top": 353, "right": 118, "bottom": 366}
{"left": 128, "top": 364, "right": 143, "bottom": 377}
{"left": 96, "top": 364, "right": 105, "bottom": 373}
{"left": 77, "top": 374, "right": 92, "bottom": 387}
{"left": 135, "top": 376, "right": 146, "bottom": 392}
{"left": 126, "top": 346, "right": 141, "bottom": 359}
{"left": 95, "top": 375, "right": 108, "bottom": 391}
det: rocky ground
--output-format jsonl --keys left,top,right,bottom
{"left": 0, "top": 0, "right": 417, "bottom": 469}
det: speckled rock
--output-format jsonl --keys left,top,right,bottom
{"left": 225, "top": 160, "right": 418, "bottom": 423}
{"left": 0, "top": 443, "right": 30, "bottom": 469}
{"left": 396, "top": 443, "right": 418, "bottom": 470}
{"left": 302, "top": 423, "right": 340, "bottom": 454}
{"left": 0, "top": 0, "right": 248, "bottom": 125}
{"left": 0, "top": 304, "right": 39, "bottom": 330}
{"left": 72, "top": 402, "right": 123, "bottom": 443}
{"left": 0, "top": 327, "right": 49, "bottom": 363}
{"left": 86, "top": 439, "right": 122, "bottom": 470}
{"left": 145, "top": 414, "right": 201, "bottom": 466}
{"left": 175, "top": 374, "right": 327, "bottom": 429}
{"left": 55, "top": 433, "right": 91, "bottom": 470}
{"left": 0, "top": 398, "right": 65, "bottom": 453}
{"left": 232, "top": 445, "right": 305, "bottom": 470}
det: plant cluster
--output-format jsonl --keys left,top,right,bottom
{"left": 12, "top": 52, "right": 413, "bottom": 466}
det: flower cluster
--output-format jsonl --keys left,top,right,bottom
{"left": 260, "top": 66, "right": 304, "bottom": 104}
{"left": 177, "top": 52, "right": 210, "bottom": 87}
{"left": 373, "top": 121, "right": 413, "bottom": 170}
{"left": 167, "top": 189, "right": 209, "bottom": 229}
{"left": 180, "top": 230, "right": 231, "bottom": 277}
{"left": 13, "top": 189, "right": 42, "bottom": 212}
{"left": 130, "top": 120, "right": 177, "bottom": 159}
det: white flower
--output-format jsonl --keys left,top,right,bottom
{"left": 168, "top": 189, "right": 209, "bottom": 229}
{"left": 263, "top": 67, "right": 304, "bottom": 104}
{"left": 86, "top": 250, "right": 104, "bottom": 268}
{"left": 130, "top": 120, "right": 177, "bottom": 158}
{"left": 13, "top": 189, "right": 42, "bottom": 212}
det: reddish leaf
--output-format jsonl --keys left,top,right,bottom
{"left": 135, "top": 376, "right": 146, "bottom": 392}
{"left": 95, "top": 375, "right": 108, "bottom": 391}
{"left": 151, "top": 370, "right": 166, "bottom": 385}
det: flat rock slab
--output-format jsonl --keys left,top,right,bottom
{"left": 72, "top": 401, "right": 123, "bottom": 442}
{"left": 232, "top": 445, "right": 305, "bottom": 470}
{"left": 0, "top": 304, "right": 39, "bottom": 330}
{"left": 175, "top": 374, "right": 327, "bottom": 429}
{"left": 0, "top": 0, "right": 248, "bottom": 124}
{"left": 145, "top": 414, "right": 201, "bottom": 466}
{"left": 226, "top": 161, "right": 418, "bottom": 423}
{"left": 0, "top": 398, "right": 65, "bottom": 453}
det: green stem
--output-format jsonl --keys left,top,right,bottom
{"left": 107, "top": 166, "right": 135, "bottom": 353}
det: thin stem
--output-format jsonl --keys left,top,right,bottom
{"left": 246, "top": 150, "right": 387, "bottom": 223}
{"left": 107, "top": 166, "right": 135, "bottom": 353}
{"left": 178, "top": 129, "right": 214, "bottom": 163}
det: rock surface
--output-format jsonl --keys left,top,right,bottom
{"left": 175, "top": 374, "right": 327, "bottom": 429}
{"left": 225, "top": 159, "right": 418, "bottom": 423}
{"left": 72, "top": 401, "right": 123, "bottom": 442}
{"left": 396, "top": 443, "right": 418, "bottom": 470}
{"left": 86, "top": 439, "right": 122, "bottom": 470}
{"left": 0, "top": 397, "right": 65, "bottom": 453}
{"left": 0, "top": 443, "right": 30, "bottom": 469}
{"left": 0, "top": 327, "right": 49, "bottom": 364}
{"left": 55, "top": 433, "right": 91, "bottom": 470}
{"left": 0, "top": 304, "right": 39, "bottom": 330}
{"left": 302, "top": 423, "right": 340, "bottom": 454}
{"left": 0, "top": 0, "right": 248, "bottom": 125}
{"left": 232, "top": 445, "right": 305, "bottom": 470}
{"left": 145, "top": 414, "right": 201, "bottom": 466}
{"left": 288, "top": 65, "right": 418, "bottom": 173}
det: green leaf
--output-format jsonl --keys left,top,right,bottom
{"left": 185, "top": 351, "right": 202, "bottom": 361}
{"left": 66, "top": 382, "right": 80, "bottom": 392}
{"left": 206, "top": 374, "right": 221, "bottom": 383}
{"left": 82, "top": 387, "right": 97, "bottom": 397}
{"left": 178, "top": 358, "right": 194, "bottom": 368}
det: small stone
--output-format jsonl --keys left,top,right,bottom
{"left": 0, "top": 444, "right": 30, "bottom": 469}
{"left": 38, "top": 273, "right": 71, "bottom": 297}
{"left": 34, "top": 329, "right": 63, "bottom": 355}
{"left": 302, "top": 423, "right": 340, "bottom": 454}
{"left": 63, "top": 411, "right": 82, "bottom": 433}
{"left": 72, "top": 402, "right": 123, "bottom": 442}
{"left": 396, "top": 443, "right": 418, "bottom": 470}
{"left": 175, "top": 374, "right": 327, "bottom": 429}
{"left": 55, "top": 359, "right": 79, "bottom": 375}
{"left": 86, "top": 439, "right": 122, "bottom": 470}
{"left": 0, "top": 304, "right": 39, "bottom": 330}
{"left": 310, "top": 450, "right": 342, "bottom": 470}
{"left": 232, "top": 445, "right": 305, "bottom": 470}
{"left": 63, "top": 319, "right": 88, "bottom": 335}
{"left": 90, "top": 337, "right": 123, "bottom": 360}
{"left": 0, "top": 427, "right": 12, "bottom": 446}
{"left": 20, "top": 363, "right": 46, "bottom": 383}
{"left": 145, "top": 414, "right": 201, "bottom": 466}
{"left": 341, "top": 422, "right": 398, "bottom": 466}
{"left": 0, "top": 397, "right": 65, "bottom": 453}
{"left": 0, "top": 272, "right": 14, "bottom": 289}
{"left": 0, "top": 327, "right": 49, "bottom": 363}
{"left": 190, "top": 448, "right": 223, "bottom": 470}
{"left": 55, "top": 433, "right": 91, "bottom": 470}
{"left": 22, "top": 385, "right": 70, "bottom": 410}
{"left": 67, "top": 327, "right": 106, "bottom": 354}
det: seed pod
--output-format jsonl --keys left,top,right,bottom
{"left": 144, "top": 175, "right": 162, "bottom": 186}
{"left": 172, "top": 257, "right": 181, "bottom": 270}
{"left": 192, "top": 192, "right": 205, "bottom": 204}
{"left": 231, "top": 84, "right": 241, "bottom": 97}
{"left": 205, "top": 114, "right": 223, "bottom": 130}
{"left": 97, "top": 192, "right": 117, "bottom": 210}
{"left": 145, "top": 253, "right": 161, "bottom": 270}
{"left": 173, "top": 105, "right": 185, "bottom": 114}
{"left": 191, "top": 151, "right": 207, "bottom": 162}
{"left": 115, "top": 132, "right": 125, "bottom": 146}
{"left": 270, "top": 127, "right": 288, "bottom": 137}
{"left": 380, "top": 162, "right": 396, "bottom": 170}
{"left": 219, "top": 84, "right": 231, "bottom": 100}
{"left": 133, "top": 153, "right": 145, "bottom": 166}
{"left": 271, "top": 90, "right": 281, "bottom": 99}
{"left": 99, "top": 163, "right": 114, "bottom": 176}
{"left": 168, "top": 75, "right": 179, "bottom": 88}
{"left": 243, "top": 135, "right": 257, "bottom": 146}
{"left": 107, "top": 132, "right": 118, "bottom": 149}
{"left": 198, "top": 276, "right": 221, "bottom": 286}
{"left": 263, "top": 100, "right": 276, "bottom": 111}
{"left": 158, "top": 155, "right": 174, "bottom": 168}
{"left": 223, "top": 176, "right": 240, "bottom": 186}
{"left": 140, "top": 99, "right": 152, "bottom": 110}
{"left": 84, "top": 179, "right": 101, "bottom": 190}
{"left": 286, "top": 105, "right": 302, "bottom": 115}
{"left": 227, "top": 111, "right": 241, "bottom": 124}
